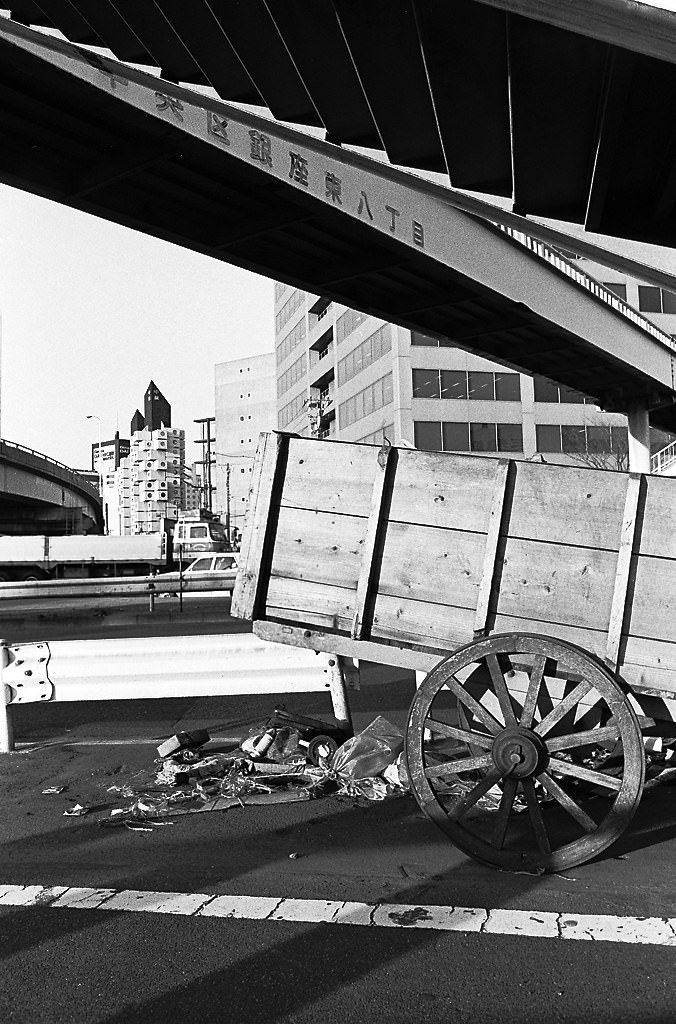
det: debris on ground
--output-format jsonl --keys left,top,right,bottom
{"left": 156, "top": 729, "right": 211, "bottom": 758}
{"left": 42, "top": 785, "right": 65, "bottom": 795}
{"left": 96, "top": 712, "right": 411, "bottom": 830}
{"left": 63, "top": 802, "right": 89, "bottom": 816}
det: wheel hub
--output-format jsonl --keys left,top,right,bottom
{"left": 491, "top": 726, "right": 548, "bottom": 779}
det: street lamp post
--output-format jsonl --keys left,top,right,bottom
{"left": 86, "top": 413, "right": 103, "bottom": 499}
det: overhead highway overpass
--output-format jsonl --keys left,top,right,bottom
{"left": 1, "top": 5, "right": 676, "bottom": 453}
{"left": 0, "top": 439, "right": 103, "bottom": 535}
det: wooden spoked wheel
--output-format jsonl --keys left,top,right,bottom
{"left": 406, "top": 633, "right": 645, "bottom": 872}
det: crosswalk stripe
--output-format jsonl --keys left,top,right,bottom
{"left": 0, "top": 883, "right": 675, "bottom": 945}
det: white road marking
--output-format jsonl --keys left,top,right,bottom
{"left": 0, "top": 883, "right": 675, "bottom": 945}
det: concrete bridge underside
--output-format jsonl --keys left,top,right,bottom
{"left": 0, "top": 17, "right": 675, "bottom": 435}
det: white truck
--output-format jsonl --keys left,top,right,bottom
{"left": 0, "top": 512, "right": 230, "bottom": 581}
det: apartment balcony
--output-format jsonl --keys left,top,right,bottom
{"left": 309, "top": 344, "right": 335, "bottom": 389}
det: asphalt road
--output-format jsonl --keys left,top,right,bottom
{"left": 1, "top": 606, "right": 676, "bottom": 1022}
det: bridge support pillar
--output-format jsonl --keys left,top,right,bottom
{"left": 627, "top": 405, "right": 651, "bottom": 474}
{"left": 0, "top": 641, "right": 14, "bottom": 753}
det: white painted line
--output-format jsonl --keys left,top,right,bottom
{"left": 0, "top": 883, "right": 675, "bottom": 946}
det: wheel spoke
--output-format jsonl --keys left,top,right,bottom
{"left": 442, "top": 673, "right": 503, "bottom": 735}
{"left": 425, "top": 753, "right": 494, "bottom": 778}
{"left": 446, "top": 768, "right": 503, "bottom": 821}
{"left": 425, "top": 718, "right": 494, "bottom": 749}
{"left": 486, "top": 654, "right": 518, "bottom": 726}
{"left": 546, "top": 724, "right": 620, "bottom": 753}
{"left": 520, "top": 655, "right": 547, "bottom": 728}
{"left": 548, "top": 756, "right": 622, "bottom": 790}
{"left": 492, "top": 777, "right": 517, "bottom": 849}
{"left": 534, "top": 679, "right": 593, "bottom": 738}
{"left": 521, "top": 779, "right": 552, "bottom": 854}
{"left": 538, "top": 772, "right": 597, "bottom": 833}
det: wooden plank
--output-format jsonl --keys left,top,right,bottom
{"left": 278, "top": 436, "right": 382, "bottom": 518}
{"left": 508, "top": 460, "right": 626, "bottom": 550}
{"left": 606, "top": 474, "right": 642, "bottom": 670}
{"left": 385, "top": 448, "right": 497, "bottom": 533}
{"left": 351, "top": 444, "right": 396, "bottom": 640}
{"left": 640, "top": 474, "right": 676, "bottom": 558}
{"left": 270, "top": 506, "right": 367, "bottom": 589}
{"left": 231, "top": 431, "right": 287, "bottom": 621}
{"left": 474, "top": 460, "right": 511, "bottom": 635}
{"left": 626, "top": 555, "right": 676, "bottom": 644}
{"left": 253, "top": 619, "right": 441, "bottom": 672}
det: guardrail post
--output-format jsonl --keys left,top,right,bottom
{"left": 327, "top": 656, "right": 353, "bottom": 734}
{"left": 148, "top": 579, "right": 155, "bottom": 614}
{"left": 0, "top": 639, "right": 14, "bottom": 753}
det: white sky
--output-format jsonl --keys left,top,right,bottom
{"left": 0, "top": 183, "right": 275, "bottom": 470}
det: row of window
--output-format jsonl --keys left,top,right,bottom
{"left": 536, "top": 424, "right": 627, "bottom": 454}
{"left": 274, "top": 282, "right": 287, "bottom": 301}
{"left": 339, "top": 372, "right": 393, "bottom": 429}
{"left": 338, "top": 324, "right": 391, "bottom": 387}
{"left": 275, "top": 289, "right": 304, "bottom": 334}
{"left": 413, "top": 421, "right": 628, "bottom": 455}
{"left": 276, "top": 317, "right": 306, "bottom": 366}
{"left": 336, "top": 307, "right": 369, "bottom": 345}
{"left": 603, "top": 282, "right": 676, "bottom": 315}
{"left": 278, "top": 391, "right": 306, "bottom": 429}
{"left": 412, "top": 369, "right": 521, "bottom": 402}
{"left": 357, "top": 423, "right": 395, "bottom": 445}
{"left": 414, "top": 421, "right": 524, "bottom": 454}
{"left": 277, "top": 353, "right": 306, "bottom": 398}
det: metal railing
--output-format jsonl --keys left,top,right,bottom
{"left": 0, "top": 634, "right": 351, "bottom": 752}
{"left": 0, "top": 573, "right": 235, "bottom": 603}
{"left": 500, "top": 228, "right": 676, "bottom": 351}
{"left": 651, "top": 440, "right": 676, "bottom": 475}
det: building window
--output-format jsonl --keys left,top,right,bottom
{"left": 497, "top": 423, "right": 523, "bottom": 451}
{"left": 412, "top": 368, "right": 440, "bottom": 399}
{"left": 278, "top": 391, "right": 306, "bottom": 429}
{"left": 533, "top": 375, "right": 586, "bottom": 404}
{"left": 414, "top": 421, "right": 522, "bottom": 454}
{"left": 536, "top": 424, "right": 628, "bottom": 455}
{"left": 637, "top": 286, "right": 676, "bottom": 314}
{"left": 602, "top": 282, "right": 627, "bottom": 302}
{"left": 414, "top": 421, "right": 442, "bottom": 451}
{"left": 468, "top": 372, "right": 494, "bottom": 401}
{"left": 275, "top": 289, "right": 304, "bottom": 333}
{"left": 336, "top": 307, "right": 370, "bottom": 345}
{"left": 413, "top": 369, "right": 520, "bottom": 402}
{"left": 339, "top": 372, "right": 393, "bottom": 429}
{"left": 277, "top": 353, "right": 307, "bottom": 398}
{"left": 411, "top": 330, "right": 439, "bottom": 347}
{"left": 442, "top": 422, "right": 470, "bottom": 451}
{"left": 276, "top": 317, "right": 306, "bottom": 365}
{"left": 338, "top": 325, "right": 391, "bottom": 386}
{"left": 440, "top": 370, "right": 467, "bottom": 399}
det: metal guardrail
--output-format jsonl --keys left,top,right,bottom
{"left": 0, "top": 633, "right": 352, "bottom": 752}
{"left": 501, "top": 227, "right": 676, "bottom": 352}
{"left": 651, "top": 440, "right": 676, "bottom": 475}
{"left": 0, "top": 573, "right": 234, "bottom": 602}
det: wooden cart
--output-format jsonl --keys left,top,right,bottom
{"left": 232, "top": 432, "right": 676, "bottom": 872}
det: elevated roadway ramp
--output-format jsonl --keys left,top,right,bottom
{"left": 0, "top": 439, "right": 103, "bottom": 534}
{"left": 0, "top": 19, "right": 675, "bottom": 434}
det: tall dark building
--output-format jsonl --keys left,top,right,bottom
{"left": 130, "top": 409, "right": 145, "bottom": 434}
{"left": 144, "top": 380, "right": 171, "bottom": 430}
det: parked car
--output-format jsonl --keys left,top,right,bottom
{"left": 158, "top": 554, "right": 239, "bottom": 591}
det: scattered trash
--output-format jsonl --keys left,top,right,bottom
{"left": 63, "top": 803, "right": 89, "bottom": 817}
{"left": 157, "top": 729, "right": 210, "bottom": 759}
{"left": 42, "top": 786, "right": 65, "bottom": 795}
{"left": 98, "top": 711, "right": 412, "bottom": 829}
{"left": 288, "top": 852, "right": 301, "bottom": 859}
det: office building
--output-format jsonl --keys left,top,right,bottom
{"left": 214, "top": 352, "right": 276, "bottom": 545}
{"left": 273, "top": 254, "right": 676, "bottom": 467}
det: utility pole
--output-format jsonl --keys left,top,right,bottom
{"left": 194, "top": 416, "right": 216, "bottom": 512}
{"left": 225, "top": 462, "right": 231, "bottom": 547}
